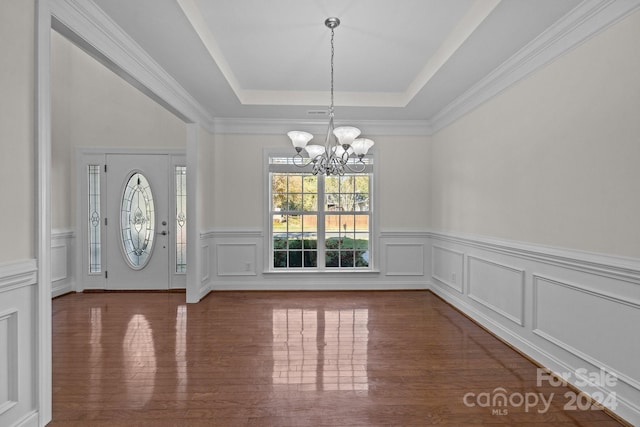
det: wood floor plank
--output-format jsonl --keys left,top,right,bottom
{"left": 49, "top": 291, "right": 627, "bottom": 426}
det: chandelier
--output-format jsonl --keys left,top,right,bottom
{"left": 287, "top": 17, "right": 374, "bottom": 176}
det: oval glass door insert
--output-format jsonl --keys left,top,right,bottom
{"left": 120, "top": 172, "right": 155, "bottom": 269}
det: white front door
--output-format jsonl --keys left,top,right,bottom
{"left": 105, "top": 154, "right": 170, "bottom": 289}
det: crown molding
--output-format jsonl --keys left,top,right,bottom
{"left": 47, "top": 0, "right": 640, "bottom": 139}
{"left": 213, "top": 117, "right": 433, "bottom": 136}
{"left": 429, "top": 0, "right": 640, "bottom": 133}
{"left": 50, "top": 0, "right": 215, "bottom": 131}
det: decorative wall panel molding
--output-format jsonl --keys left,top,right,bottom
{"left": 428, "top": 230, "right": 640, "bottom": 426}
{"left": 201, "top": 244, "right": 210, "bottom": 283}
{"left": 216, "top": 243, "right": 258, "bottom": 276}
{"left": 202, "top": 228, "right": 429, "bottom": 291}
{"left": 51, "top": 243, "right": 67, "bottom": 283}
{"left": 467, "top": 256, "right": 525, "bottom": 326}
{"left": 533, "top": 274, "right": 640, "bottom": 391}
{"left": 431, "top": 245, "right": 464, "bottom": 293}
{"left": 51, "top": 229, "right": 75, "bottom": 297}
{"left": 0, "top": 309, "right": 18, "bottom": 416}
{"left": 385, "top": 243, "right": 424, "bottom": 276}
{"left": 0, "top": 260, "right": 37, "bottom": 427}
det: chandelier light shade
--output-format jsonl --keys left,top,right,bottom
{"left": 287, "top": 17, "right": 374, "bottom": 176}
{"left": 287, "top": 131, "right": 314, "bottom": 150}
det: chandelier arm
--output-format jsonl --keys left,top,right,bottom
{"left": 340, "top": 149, "right": 350, "bottom": 164}
{"left": 292, "top": 152, "right": 314, "bottom": 168}
{"left": 343, "top": 160, "right": 367, "bottom": 173}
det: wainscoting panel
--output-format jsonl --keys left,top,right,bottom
{"left": 431, "top": 245, "right": 464, "bottom": 293}
{"left": 0, "top": 309, "right": 18, "bottom": 416}
{"left": 51, "top": 229, "right": 75, "bottom": 297}
{"left": 0, "top": 260, "right": 37, "bottom": 427}
{"left": 201, "top": 229, "right": 430, "bottom": 290}
{"left": 51, "top": 244, "right": 67, "bottom": 283}
{"left": 385, "top": 243, "right": 424, "bottom": 276}
{"left": 533, "top": 274, "right": 640, "bottom": 392}
{"left": 216, "top": 243, "right": 257, "bottom": 277}
{"left": 467, "top": 256, "right": 525, "bottom": 326}
{"left": 201, "top": 244, "right": 211, "bottom": 282}
{"left": 428, "top": 231, "right": 640, "bottom": 426}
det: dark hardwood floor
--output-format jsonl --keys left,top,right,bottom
{"left": 50, "top": 291, "right": 626, "bottom": 426}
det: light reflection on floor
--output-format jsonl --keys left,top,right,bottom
{"left": 272, "top": 308, "right": 369, "bottom": 392}
{"left": 123, "top": 314, "right": 156, "bottom": 408}
{"left": 175, "top": 305, "right": 188, "bottom": 400}
{"left": 88, "top": 307, "right": 102, "bottom": 409}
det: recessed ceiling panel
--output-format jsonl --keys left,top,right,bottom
{"left": 194, "top": 0, "right": 474, "bottom": 93}
{"left": 89, "top": 0, "right": 594, "bottom": 121}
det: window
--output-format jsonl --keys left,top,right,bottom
{"left": 175, "top": 166, "right": 187, "bottom": 273}
{"left": 88, "top": 165, "right": 101, "bottom": 273}
{"left": 120, "top": 172, "right": 156, "bottom": 269}
{"left": 269, "top": 155, "right": 373, "bottom": 270}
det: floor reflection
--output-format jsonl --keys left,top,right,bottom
{"left": 272, "top": 309, "right": 318, "bottom": 388}
{"left": 272, "top": 308, "right": 369, "bottom": 392}
{"left": 88, "top": 307, "right": 102, "bottom": 409}
{"left": 123, "top": 314, "right": 156, "bottom": 408}
{"left": 323, "top": 309, "right": 369, "bottom": 391}
{"left": 175, "top": 305, "right": 188, "bottom": 399}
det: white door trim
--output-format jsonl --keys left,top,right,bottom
{"left": 36, "top": 1, "right": 52, "bottom": 424}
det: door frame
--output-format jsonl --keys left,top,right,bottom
{"left": 37, "top": 0, "right": 206, "bottom": 424}
{"left": 76, "top": 149, "right": 187, "bottom": 292}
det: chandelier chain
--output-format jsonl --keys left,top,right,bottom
{"left": 330, "top": 27, "right": 335, "bottom": 115}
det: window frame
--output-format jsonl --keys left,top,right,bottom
{"left": 265, "top": 149, "right": 377, "bottom": 272}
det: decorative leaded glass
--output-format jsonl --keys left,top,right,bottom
{"left": 120, "top": 172, "right": 155, "bottom": 269}
{"left": 88, "top": 165, "right": 101, "bottom": 273}
{"left": 175, "top": 166, "right": 187, "bottom": 273}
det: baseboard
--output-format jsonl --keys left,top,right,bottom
{"left": 51, "top": 281, "right": 75, "bottom": 298}
{"left": 210, "top": 280, "right": 429, "bottom": 291}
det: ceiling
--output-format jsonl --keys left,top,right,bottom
{"left": 89, "top": 0, "right": 584, "bottom": 124}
